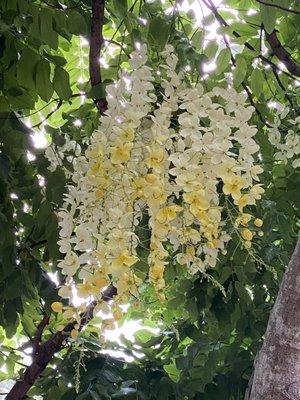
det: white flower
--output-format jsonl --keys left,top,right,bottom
{"left": 58, "top": 252, "right": 80, "bottom": 276}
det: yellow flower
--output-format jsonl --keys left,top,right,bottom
{"left": 88, "top": 160, "right": 103, "bottom": 177}
{"left": 241, "top": 228, "right": 253, "bottom": 241}
{"left": 93, "top": 276, "right": 108, "bottom": 289}
{"left": 77, "top": 282, "right": 99, "bottom": 298}
{"left": 236, "top": 213, "right": 252, "bottom": 226}
{"left": 147, "top": 147, "right": 165, "bottom": 170}
{"left": 237, "top": 194, "right": 250, "bottom": 210}
{"left": 207, "top": 239, "right": 219, "bottom": 249}
{"left": 71, "top": 328, "right": 79, "bottom": 340}
{"left": 250, "top": 184, "right": 264, "bottom": 200}
{"left": 254, "top": 218, "right": 263, "bottom": 227}
{"left": 113, "top": 309, "right": 123, "bottom": 321}
{"left": 184, "top": 228, "right": 201, "bottom": 243}
{"left": 150, "top": 263, "right": 165, "bottom": 280}
{"left": 186, "top": 245, "right": 196, "bottom": 257}
{"left": 145, "top": 173, "right": 157, "bottom": 184}
{"left": 95, "top": 188, "right": 104, "bottom": 199}
{"left": 86, "top": 143, "right": 104, "bottom": 159}
{"left": 133, "top": 177, "right": 146, "bottom": 198}
{"left": 51, "top": 302, "right": 63, "bottom": 313}
{"left": 111, "top": 142, "right": 133, "bottom": 164}
{"left": 112, "top": 250, "right": 138, "bottom": 269}
{"left": 120, "top": 127, "right": 135, "bottom": 142}
{"left": 183, "top": 190, "right": 209, "bottom": 214}
{"left": 222, "top": 174, "right": 245, "bottom": 199}
{"left": 244, "top": 241, "right": 252, "bottom": 249}
{"left": 156, "top": 205, "right": 183, "bottom": 223}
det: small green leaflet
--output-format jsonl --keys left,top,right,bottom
{"left": 35, "top": 60, "right": 53, "bottom": 102}
{"left": 260, "top": 3, "right": 277, "bottom": 34}
{"left": 250, "top": 68, "right": 264, "bottom": 98}
{"left": 233, "top": 56, "right": 247, "bottom": 87}
{"left": 215, "top": 48, "right": 231, "bottom": 75}
{"left": 53, "top": 66, "right": 72, "bottom": 100}
{"left": 148, "top": 16, "right": 170, "bottom": 51}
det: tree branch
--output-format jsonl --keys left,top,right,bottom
{"left": 202, "top": 0, "right": 269, "bottom": 126}
{"left": 202, "top": 0, "right": 300, "bottom": 80}
{"left": 6, "top": 284, "right": 117, "bottom": 400}
{"left": 255, "top": 0, "right": 300, "bottom": 15}
{"left": 32, "top": 314, "right": 50, "bottom": 356}
{"left": 265, "top": 30, "right": 300, "bottom": 77}
{"left": 6, "top": 317, "right": 84, "bottom": 400}
{"left": 89, "top": 0, "right": 107, "bottom": 114}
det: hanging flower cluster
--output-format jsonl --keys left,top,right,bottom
{"left": 54, "top": 45, "right": 264, "bottom": 331}
{"left": 268, "top": 108, "right": 300, "bottom": 169}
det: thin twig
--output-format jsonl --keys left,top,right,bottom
{"left": 203, "top": 2, "right": 269, "bottom": 126}
{"left": 255, "top": 0, "right": 300, "bottom": 15}
{"left": 201, "top": 0, "right": 300, "bottom": 81}
{"left": 31, "top": 99, "right": 62, "bottom": 128}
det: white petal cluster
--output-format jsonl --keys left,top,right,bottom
{"left": 268, "top": 110, "right": 300, "bottom": 169}
{"left": 56, "top": 45, "right": 264, "bottom": 321}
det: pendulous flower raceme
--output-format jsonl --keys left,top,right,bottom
{"left": 268, "top": 108, "right": 300, "bottom": 169}
{"left": 54, "top": 45, "right": 265, "bottom": 333}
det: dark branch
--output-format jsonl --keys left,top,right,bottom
{"left": 255, "top": 0, "right": 300, "bottom": 15}
{"left": 6, "top": 284, "right": 117, "bottom": 400}
{"left": 265, "top": 30, "right": 300, "bottom": 77}
{"left": 270, "top": 63, "right": 294, "bottom": 108}
{"left": 202, "top": 0, "right": 269, "bottom": 125}
{"left": 202, "top": 0, "right": 300, "bottom": 81}
{"left": 32, "top": 314, "right": 50, "bottom": 356}
{"left": 89, "top": 0, "right": 107, "bottom": 114}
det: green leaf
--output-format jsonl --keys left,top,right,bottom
{"left": 53, "top": 66, "right": 72, "bottom": 100}
{"left": 40, "top": 8, "right": 58, "bottom": 49}
{"left": 148, "top": 16, "right": 170, "bottom": 51}
{"left": 235, "top": 281, "right": 251, "bottom": 305}
{"left": 191, "top": 30, "right": 204, "bottom": 51}
{"left": 113, "top": 0, "right": 127, "bottom": 18}
{"left": 204, "top": 41, "right": 218, "bottom": 59}
{"left": 135, "top": 329, "right": 154, "bottom": 343}
{"left": 89, "top": 83, "right": 106, "bottom": 100}
{"left": 35, "top": 60, "right": 53, "bottom": 102}
{"left": 250, "top": 68, "right": 264, "bottom": 98}
{"left": 17, "top": 211, "right": 34, "bottom": 227}
{"left": 44, "top": 52, "right": 67, "bottom": 66}
{"left": 260, "top": 4, "right": 277, "bottom": 34}
{"left": 17, "top": 49, "right": 40, "bottom": 90}
{"left": 163, "top": 362, "right": 180, "bottom": 383}
{"left": 67, "top": 10, "right": 87, "bottom": 35}
{"left": 215, "top": 48, "right": 231, "bottom": 75}
{"left": 233, "top": 56, "right": 247, "bottom": 88}
{"left": 0, "top": 153, "right": 10, "bottom": 182}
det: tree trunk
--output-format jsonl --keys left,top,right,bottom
{"left": 248, "top": 238, "right": 300, "bottom": 400}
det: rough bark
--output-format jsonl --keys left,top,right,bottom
{"left": 89, "top": 0, "right": 107, "bottom": 114}
{"left": 248, "top": 238, "right": 300, "bottom": 400}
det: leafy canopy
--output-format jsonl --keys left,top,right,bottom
{"left": 0, "top": 0, "right": 299, "bottom": 399}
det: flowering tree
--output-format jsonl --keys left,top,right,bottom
{"left": 0, "top": 0, "right": 299, "bottom": 399}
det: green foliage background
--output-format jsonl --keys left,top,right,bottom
{"left": 0, "top": 0, "right": 299, "bottom": 399}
